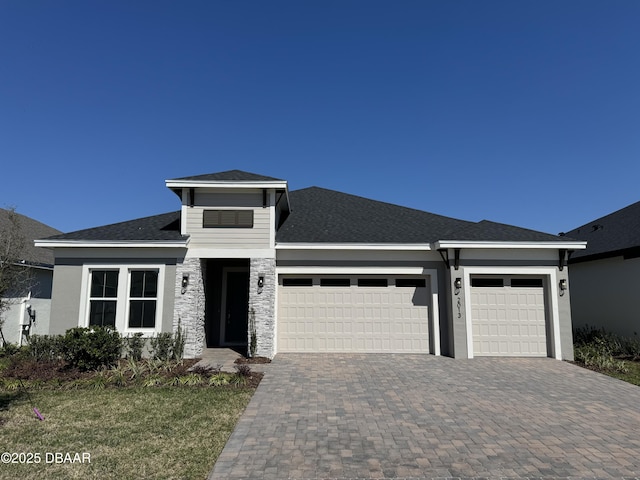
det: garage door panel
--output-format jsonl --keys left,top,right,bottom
{"left": 278, "top": 277, "right": 430, "bottom": 353}
{"left": 471, "top": 279, "right": 547, "bottom": 357}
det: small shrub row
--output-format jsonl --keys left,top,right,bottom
{"left": 573, "top": 325, "right": 635, "bottom": 373}
{"left": 25, "top": 326, "right": 187, "bottom": 371}
{"left": 0, "top": 359, "right": 256, "bottom": 390}
{"left": 149, "top": 325, "right": 185, "bottom": 361}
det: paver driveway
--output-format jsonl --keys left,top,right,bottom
{"left": 209, "top": 354, "right": 640, "bottom": 480}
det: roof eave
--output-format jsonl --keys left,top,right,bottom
{"left": 434, "top": 240, "right": 587, "bottom": 250}
{"left": 165, "top": 179, "right": 289, "bottom": 190}
{"left": 34, "top": 239, "right": 189, "bottom": 249}
{"left": 276, "top": 242, "right": 432, "bottom": 251}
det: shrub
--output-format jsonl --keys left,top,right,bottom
{"left": 0, "top": 342, "right": 20, "bottom": 358}
{"left": 124, "top": 333, "right": 145, "bottom": 361}
{"left": 173, "top": 321, "right": 185, "bottom": 361}
{"left": 27, "top": 334, "right": 64, "bottom": 361}
{"left": 150, "top": 333, "right": 173, "bottom": 361}
{"left": 150, "top": 327, "right": 186, "bottom": 362}
{"left": 62, "top": 326, "right": 122, "bottom": 371}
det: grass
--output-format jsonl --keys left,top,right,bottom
{"left": 573, "top": 325, "right": 640, "bottom": 387}
{"left": 598, "top": 358, "right": 640, "bottom": 386}
{"left": 0, "top": 386, "right": 254, "bottom": 480}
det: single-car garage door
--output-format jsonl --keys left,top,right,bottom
{"left": 277, "top": 276, "right": 430, "bottom": 353}
{"left": 470, "top": 276, "right": 548, "bottom": 357}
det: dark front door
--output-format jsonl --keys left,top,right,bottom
{"left": 222, "top": 270, "right": 249, "bottom": 345}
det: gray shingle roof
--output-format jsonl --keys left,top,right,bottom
{"left": 444, "top": 220, "right": 569, "bottom": 243}
{"left": 43, "top": 211, "right": 184, "bottom": 243}
{"left": 275, "top": 187, "right": 570, "bottom": 244}
{"left": 43, "top": 184, "right": 571, "bottom": 246}
{"left": 565, "top": 200, "right": 640, "bottom": 262}
{"left": 169, "top": 170, "right": 284, "bottom": 182}
{"left": 0, "top": 209, "right": 61, "bottom": 266}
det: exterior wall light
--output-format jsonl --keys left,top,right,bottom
{"left": 26, "top": 304, "right": 36, "bottom": 322}
{"left": 559, "top": 278, "right": 567, "bottom": 296}
{"left": 257, "top": 275, "right": 265, "bottom": 290}
{"left": 453, "top": 277, "right": 462, "bottom": 295}
{"left": 181, "top": 274, "right": 189, "bottom": 294}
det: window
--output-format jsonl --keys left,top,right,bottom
{"left": 511, "top": 278, "right": 543, "bottom": 288}
{"left": 203, "top": 210, "right": 253, "bottom": 228}
{"left": 89, "top": 270, "right": 119, "bottom": 327}
{"left": 395, "top": 278, "right": 426, "bottom": 288}
{"left": 282, "top": 278, "right": 313, "bottom": 287}
{"left": 82, "top": 265, "right": 164, "bottom": 334}
{"left": 357, "top": 278, "right": 388, "bottom": 287}
{"left": 320, "top": 278, "right": 350, "bottom": 287}
{"left": 128, "top": 270, "right": 158, "bottom": 328}
{"left": 471, "top": 278, "right": 504, "bottom": 287}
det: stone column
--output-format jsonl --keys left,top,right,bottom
{"left": 174, "top": 258, "right": 206, "bottom": 358}
{"left": 248, "top": 258, "right": 276, "bottom": 358}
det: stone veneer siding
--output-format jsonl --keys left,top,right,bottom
{"left": 174, "top": 258, "right": 206, "bottom": 358}
{"left": 249, "top": 257, "right": 276, "bottom": 358}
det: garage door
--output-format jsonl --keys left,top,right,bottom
{"left": 277, "top": 276, "right": 430, "bottom": 353}
{"left": 470, "top": 276, "right": 548, "bottom": 357}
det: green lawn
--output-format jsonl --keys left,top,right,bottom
{"left": 0, "top": 387, "right": 254, "bottom": 480}
{"left": 601, "top": 359, "right": 640, "bottom": 386}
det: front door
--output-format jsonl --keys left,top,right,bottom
{"left": 221, "top": 269, "right": 249, "bottom": 345}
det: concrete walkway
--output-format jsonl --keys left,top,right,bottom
{"left": 209, "top": 354, "right": 640, "bottom": 480}
{"left": 192, "top": 348, "right": 270, "bottom": 373}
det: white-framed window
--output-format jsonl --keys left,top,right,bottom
{"left": 127, "top": 270, "right": 159, "bottom": 329}
{"left": 80, "top": 265, "right": 165, "bottom": 335}
{"left": 88, "top": 270, "right": 119, "bottom": 327}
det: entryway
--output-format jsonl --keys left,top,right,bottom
{"left": 204, "top": 259, "right": 249, "bottom": 352}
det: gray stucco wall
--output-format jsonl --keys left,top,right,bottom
{"left": 569, "top": 256, "right": 640, "bottom": 339}
{"left": 49, "top": 263, "right": 83, "bottom": 335}
{"left": 448, "top": 270, "right": 468, "bottom": 359}
{"left": 557, "top": 268, "right": 574, "bottom": 361}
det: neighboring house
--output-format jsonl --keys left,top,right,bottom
{"left": 35, "top": 170, "right": 586, "bottom": 360}
{"left": 565, "top": 200, "right": 640, "bottom": 338}
{"left": 0, "top": 208, "right": 61, "bottom": 345}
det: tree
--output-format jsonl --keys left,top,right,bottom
{"left": 0, "top": 207, "right": 33, "bottom": 334}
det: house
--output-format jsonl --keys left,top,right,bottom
{"left": 0, "top": 208, "right": 61, "bottom": 345}
{"left": 565, "top": 200, "right": 640, "bottom": 338}
{"left": 35, "top": 170, "right": 586, "bottom": 359}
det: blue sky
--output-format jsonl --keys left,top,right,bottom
{"left": 2, "top": 1, "right": 639, "bottom": 236}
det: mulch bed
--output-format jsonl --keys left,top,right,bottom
{"left": 234, "top": 356, "right": 271, "bottom": 365}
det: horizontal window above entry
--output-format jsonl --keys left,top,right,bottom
{"left": 203, "top": 209, "right": 254, "bottom": 228}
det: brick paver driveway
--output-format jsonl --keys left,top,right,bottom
{"left": 209, "top": 354, "right": 640, "bottom": 479}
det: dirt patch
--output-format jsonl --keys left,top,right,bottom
{"left": 235, "top": 356, "right": 271, "bottom": 365}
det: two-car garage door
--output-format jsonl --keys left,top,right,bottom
{"left": 277, "top": 276, "right": 430, "bottom": 353}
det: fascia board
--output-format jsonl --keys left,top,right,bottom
{"left": 165, "top": 180, "right": 288, "bottom": 190}
{"left": 276, "top": 243, "right": 432, "bottom": 251}
{"left": 434, "top": 240, "right": 587, "bottom": 250}
{"left": 34, "top": 240, "right": 188, "bottom": 249}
